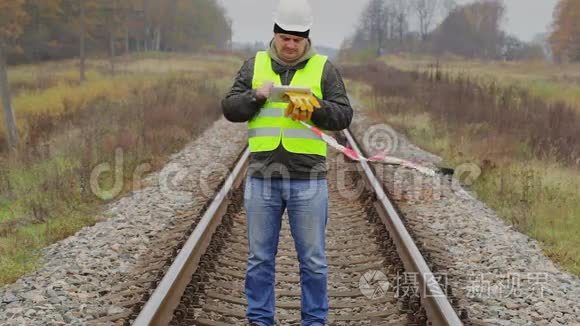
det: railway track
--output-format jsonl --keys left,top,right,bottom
{"left": 130, "top": 130, "right": 465, "bottom": 325}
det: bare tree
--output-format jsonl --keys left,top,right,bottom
{"left": 80, "top": 0, "right": 86, "bottom": 82}
{"left": 414, "top": 0, "right": 439, "bottom": 40}
{"left": 441, "top": 0, "right": 457, "bottom": 14}
{"left": 430, "top": 0, "right": 506, "bottom": 59}
{"left": 360, "top": 0, "right": 390, "bottom": 56}
{"left": 0, "top": 45, "right": 19, "bottom": 150}
{"left": 143, "top": 0, "right": 151, "bottom": 50}
{"left": 110, "top": 0, "right": 117, "bottom": 75}
{"left": 392, "top": 0, "right": 411, "bottom": 45}
{"left": 97, "top": 0, "right": 121, "bottom": 74}
{"left": 0, "top": 2, "right": 28, "bottom": 152}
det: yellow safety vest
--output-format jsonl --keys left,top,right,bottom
{"left": 249, "top": 51, "right": 327, "bottom": 157}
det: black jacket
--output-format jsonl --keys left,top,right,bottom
{"left": 221, "top": 54, "right": 353, "bottom": 179}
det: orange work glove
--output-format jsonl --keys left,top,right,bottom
{"left": 283, "top": 92, "right": 321, "bottom": 121}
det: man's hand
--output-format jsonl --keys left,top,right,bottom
{"left": 284, "top": 92, "right": 321, "bottom": 121}
{"left": 255, "top": 82, "right": 274, "bottom": 100}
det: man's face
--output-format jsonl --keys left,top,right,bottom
{"left": 274, "top": 33, "right": 308, "bottom": 63}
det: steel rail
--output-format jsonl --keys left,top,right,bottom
{"left": 135, "top": 128, "right": 461, "bottom": 325}
{"left": 343, "top": 129, "right": 463, "bottom": 326}
{"left": 133, "top": 148, "right": 250, "bottom": 326}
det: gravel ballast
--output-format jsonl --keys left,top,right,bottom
{"left": 349, "top": 109, "right": 580, "bottom": 325}
{"left": 0, "top": 118, "right": 246, "bottom": 325}
{"left": 1, "top": 109, "right": 579, "bottom": 325}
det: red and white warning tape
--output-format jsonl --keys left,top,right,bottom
{"left": 300, "top": 121, "right": 437, "bottom": 177}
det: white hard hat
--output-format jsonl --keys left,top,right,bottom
{"left": 273, "top": 0, "right": 313, "bottom": 32}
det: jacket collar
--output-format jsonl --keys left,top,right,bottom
{"left": 267, "top": 38, "right": 317, "bottom": 73}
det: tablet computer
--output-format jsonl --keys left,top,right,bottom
{"left": 269, "top": 85, "right": 311, "bottom": 103}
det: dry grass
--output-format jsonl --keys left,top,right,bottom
{"left": 343, "top": 62, "right": 580, "bottom": 276}
{"left": 0, "top": 53, "right": 240, "bottom": 285}
{"left": 384, "top": 54, "right": 580, "bottom": 109}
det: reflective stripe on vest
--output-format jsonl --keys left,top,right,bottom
{"left": 256, "top": 107, "right": 285, "bottom": 118}
{"left": 248, "top": 51, "right": 327, "bottom": 156}
{"left": 248, "top": 127, "right": 321, "bottom": 140}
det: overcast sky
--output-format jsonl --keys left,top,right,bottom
{"left": 218, "top": 0, "right": 558, "bottom": 48}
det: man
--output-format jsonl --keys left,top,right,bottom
{"left": 221, "top": 0, "right": 353, "bottom": 325}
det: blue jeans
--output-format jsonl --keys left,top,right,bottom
{"left": 244, "top": 176, "right": 329, "bottom": 326}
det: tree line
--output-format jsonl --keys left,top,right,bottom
{"left": 343, "top": 0, "right": 458, "bottom": 57}
{"left": 0, "top": 0, "right": 232, "bottom": 64}
{"left": 342, "top": 0, "right": 574, "bottom": 62}
{"left": 0, "top": 0, "right": 232, "bottom": 151}
{"left": 550, "top": 0, "right": 580, "bottom": 63}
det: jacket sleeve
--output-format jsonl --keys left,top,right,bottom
{"left": 310, "top": 60, "right": 354, "bottom": 131}
{"left": 221, "top": 57, "right": 266, "bottom": 123}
